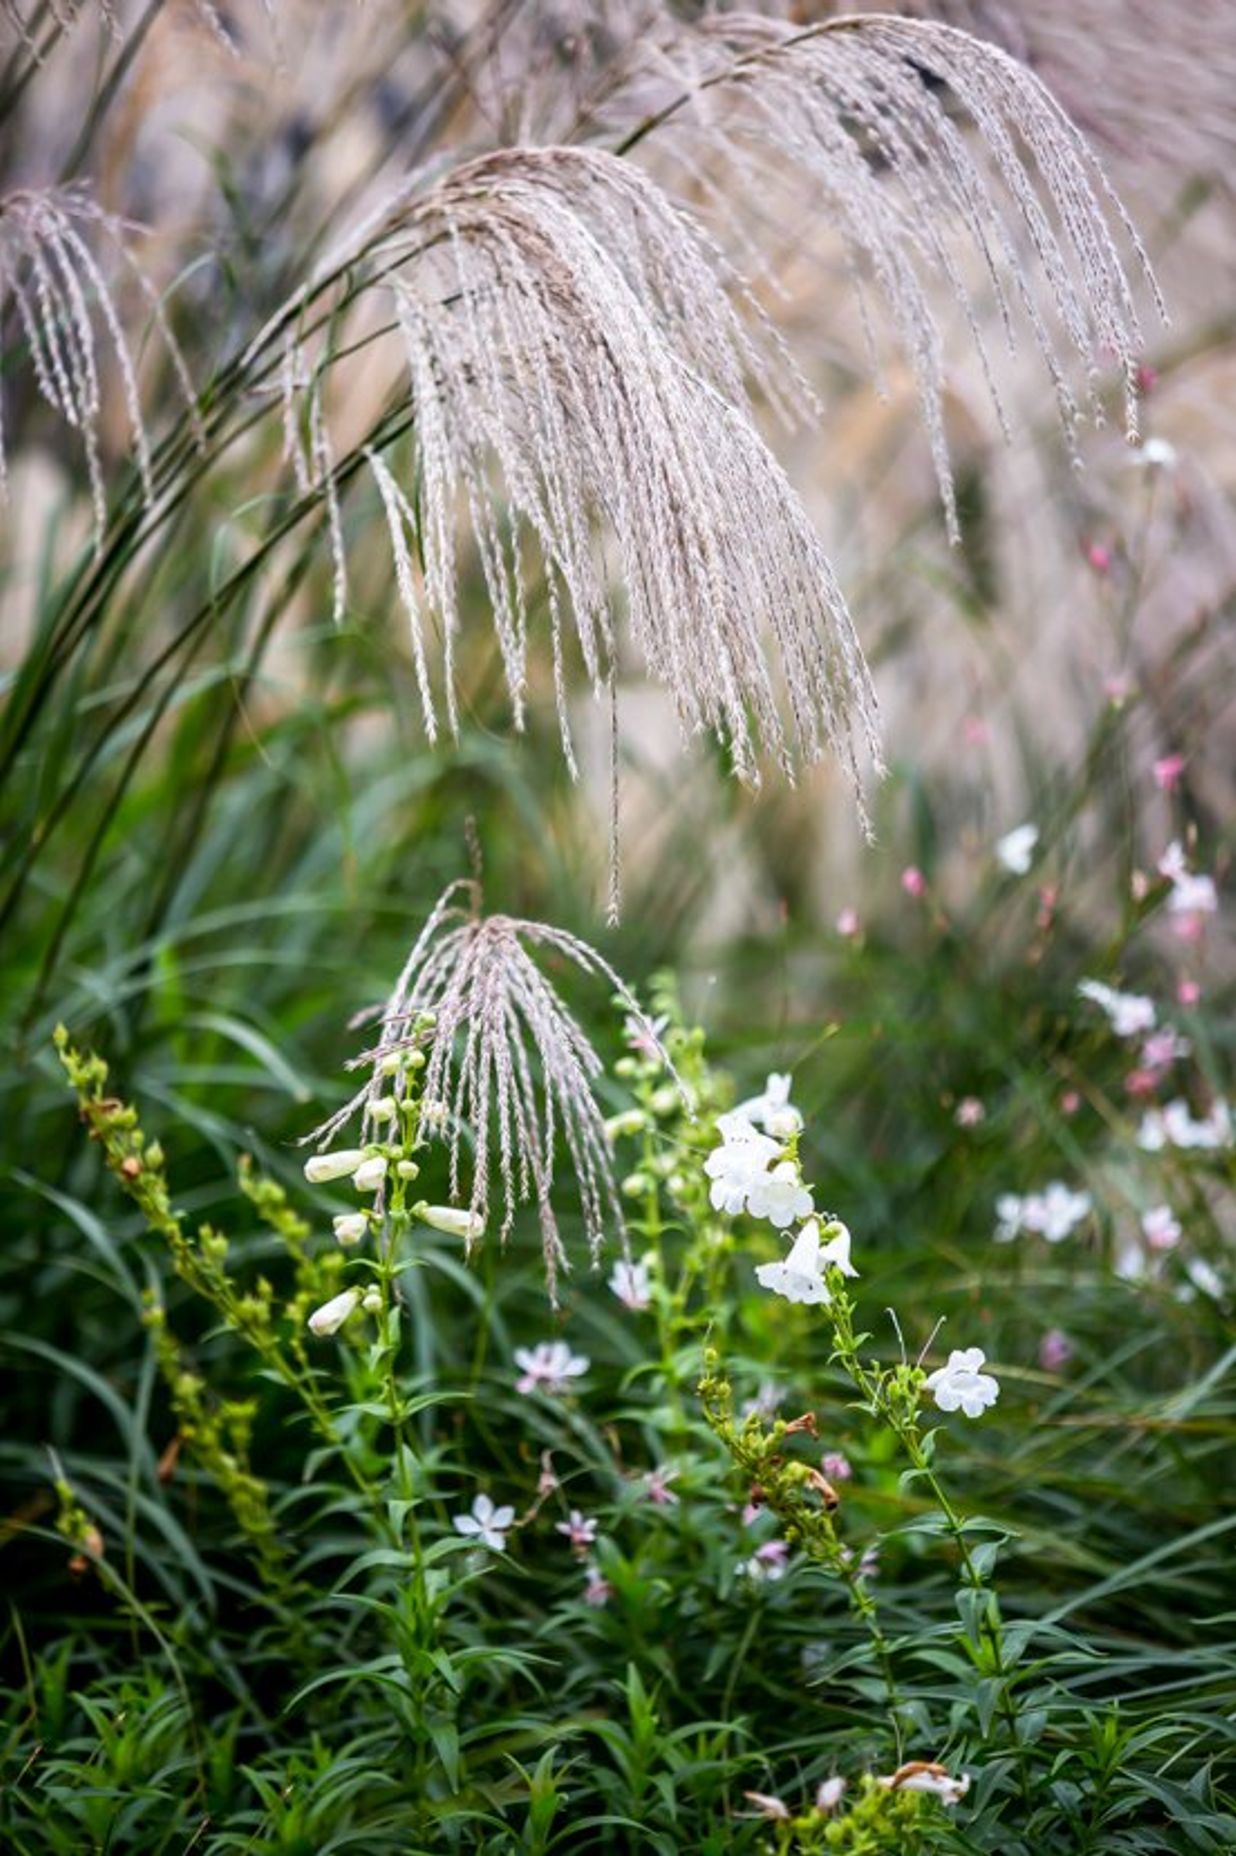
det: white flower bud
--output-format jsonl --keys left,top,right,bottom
{"left": 396, "top": 1159, "right": 420, "bottom": 1180}
{"left": 307, "top": 1287, "right": 361, "bottom": 1336}
{"left": 368, "top": 1097, "right": 398, "bottom": 1123}
{"left": 352, "top": 1155, "right": 388, "bottom": 1193}
{"left": 361, "top": 1286, "right": 383, "bottom": 1314}
{"left": 417, "top": 1204, "right": 484, "bottom": 1241}
{"left": 332, "top": 1212, "right": 368, "bottom": 1247}
{"left": 304, "top": 1149, "right": 364, "bottom": 1184}
{"left": 378, "top": 1051, "right": 403, "bottom": 1076}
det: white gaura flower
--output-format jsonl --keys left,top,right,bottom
{"left": 745, "top": 1161, "right": 815, "bottom": 1229}
{"left": 993, "top": 1193, "right": 1026, "bottom": 1243}
{"left": 417, "top": 1203, "right": 485, "bottom": 1242}
{"left": 452, "top": 1492, "right": 515, "bottom": 1552}
{"left": 736, "top": 1072, "right": 803, "bottom": 1140}
{"left": 352, "top": 1154, "right": 388, "bottom": 1193}
{"left": 882, "top": 1762, "right": 971, "bottom": 1806}
{"left": 514, "top": 1340, "right": 590, "bottom": 1396}
{"left": 609, "top": 1257, "right": 652, "bottom": 1311}
{"left": 1133, "top": 437, "right": 1177, "bottom": 471}
{"left": 1158, "top": 841, "right": 1218, "bottom": 915}
{"left": 755, "top": 1219, "right": 855, "bottom": 1304}
{"left": 995, "top": 823, "right": 1038, "bottom": 875}
{"left": 1139, "top": 1098, "right": 1233, "bottom": 1153}
{"left": 332, "top": 1212, "right": 368, "bottom": 1247}
{"left": 304, "top": 1149, "right": 365, "bottom": 1184}
{"left": 925, "top": 1347, "right": 999, "bottom": 1418}
{"left": 307, "top": 1287, "right": 362, "bottom": 1337}
{"left": 1078, "top": 978, "right": 1156, "bottom": 1038}
{"left": 1024, "top": 1182, "right": 1092, "bottom": 1243}
{"left": 817, "top": 1777, "right": 846, "bottom": 1812}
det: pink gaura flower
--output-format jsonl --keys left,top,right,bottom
{"left": 582, "top": 1563, "right": 612, "bottom": 1607}
{"left": 1039, "top": 1328, "right": 1073, "bottom": 1371}
{"left": 822, "top": 1452, "right": 852, "bottom": 1481}
{"left": 644, "top": 1467, "right": 679, "bottom": 1507}
{"left": 835, "top": 906, "right": 861, "bottom": 939}
{"left": 1142, "top": 1205, "right": 1182, "bottom": 1251}
{"left": 1177, "top": 979, "right": 1201, "bottom": 1008}
{"left": 901, "top": 865, "right": 927, "bottom": 899}
{"left": 961, "top": 714, "right": 991, "bottom": 747}
{"left": 1085, "top": 541, "right": 1113, "bottom": 574}
{"left": 954, "top": 1097, "right": 985, "bottom": 1128}
{"left": 1153, "top": 753, "right": 1187, "bottom": 793}
{"left": 1060, "top": 1090, "right": 1082, "bottom": 1116}
{"left": 1124, "top": 1068, "right": 1159, "bottom": 1099}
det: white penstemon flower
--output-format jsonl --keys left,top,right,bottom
{"left": 452, "top": 1492, "right": 515, "bottom": 1553}
{"left": 307, "top": 1286, "right": 363, "bottom": 1336}
{"left": 924, "top": 1347, "right": 999, "bottom": 1419}
{"left": 352, "top": 1154, "right": 388, "bottom": 1193}
{"left": 736, "top": 1071, "right": 804, "bottom": 1140}
{"left": 745, "top": 1159, "right": 814, "bottom": 1229}
{"left": 416, "top": 1203, "right": 484, "bottom": 1241}
{"left": 703, "top": 1114, "right": 783, "bottom": 1215}
{"left": 332, "top": 1211, "right": 369, "bottom": 1246}
{"left": 755, "top": 1218, "right": 856, "bottom": 1305}
{"left": 303, "top": 1149, "right": 365, "bottom": 1184}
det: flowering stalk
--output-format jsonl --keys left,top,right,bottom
{"left": 697, "top": 1355, "right": 905, "bottom": 1757}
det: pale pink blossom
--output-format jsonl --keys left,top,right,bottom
{"left": 961, "top": 714, "right": 991, "bottom": 746}
{"left": 1085, "top": 541, "right": 1113, "bottom": 574}
{"left": 556, "top": 1510, "right": 598, "bottom": 1551}
{"left": 1142, "top": 1205, "right": 1182, "bottom": 1251}
{"left": 1142, "top": 1027, "right": 1191, "bottom": 1072}
{"left": 822, "top": 1452, "right": 852, "bottom": 1481}
{"left": 514, "top": 1341, "right": 590, "bottom": 1396}
{"left": 1039, "top": 1328, "right": 1073, "bottom": 1371}
{"left": 609, "top": 1257, "right": 652, "bottom": 1311}
{"left": 1177, "top": 979, "right": 1201, "bottom": 1008}
{"left": 835, "top": 906, "right": 861, "bottom": 939}
{"left": 644, "top": 1468, "right": 679, "bottom": 1507}
{"left": 582, "top": 1564, "right": 612, "bottom": 1607}
{"left": 901, "top": 865, "right": 927, "bottom": 898}
{"left": 954, "top": 1097, "right": 985, "bottom": 1127}
{"left": 740, "top": 1539, "right": 790, "bottom": 1582}
{"left": 1060, "top": 1091, "right": 1082, "bottom": 1116}
{"left": 817, "top": 1776, "right": 847, "bottom": 1812}
{"left": 1153, "top": 754, "right": 1187, "bottom": 793}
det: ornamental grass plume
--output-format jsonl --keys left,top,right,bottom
{"left": 309, "top": 877, "right": 676, "bottom": 1301}
{"left": 284, "top": 144, "right": 881, "bottom": 820}
{"left": 635, "top": 13, "right": 1160, "bottom": 539}
{"left": 0, "top": 184, "right": 196, "bottom": 542}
